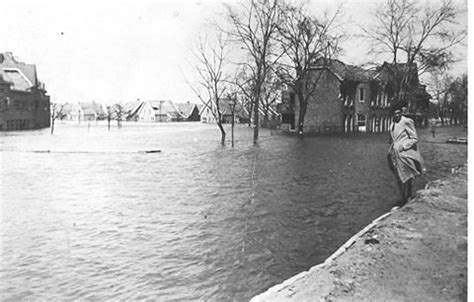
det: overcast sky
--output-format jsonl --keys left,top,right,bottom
{"left": 2, "top": 0, "right": 468, "bottom": 104}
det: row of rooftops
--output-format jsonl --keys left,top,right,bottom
{"left": 59, "top": 100, "right": 204, "bottom": 120}
{"left": 59, "top": 97, "right": 280, "bottom": 121}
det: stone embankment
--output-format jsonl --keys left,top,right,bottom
{"left": 251, "top": 164, "right": 467, "bottom": 302}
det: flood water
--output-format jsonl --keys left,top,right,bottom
{"left": 0, "top": 122, "right": 467, "bottom": 301}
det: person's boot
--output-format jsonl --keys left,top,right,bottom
{"left": 394, "top": 183, "right": 409, "bottom": 207}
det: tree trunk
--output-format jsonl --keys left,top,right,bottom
{"left": 217, "top": 122, "right": 226, "bottom": 146}
{"left": 297, "top": 91, "right": 307, "bottom": 135}
{"left": 248, "top": 101, "right": 253, "bottom": 127}
{"left": 50, "top": 119, "right": 55, "bottom": 134}
{"left": 253, "top": 96, "right": 259, "bottom": 144}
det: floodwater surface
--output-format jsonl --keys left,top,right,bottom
{"left": 0, "top": 122, "right": 467, "bottom": 301}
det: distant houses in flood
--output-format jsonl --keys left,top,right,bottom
{"left": 57, "top": 98, "right": 279, "bottom": 126}
{"left": 0, "top": 52, "right": 50, "bottom": 131}
{"left": 60, "top": 100, "right": 203, "bottom": 123}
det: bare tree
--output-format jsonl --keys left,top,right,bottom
{"left": 225, "top": 0, "right": 282, "bottom": 144}
{"left": 260, "top": 71, "right": 282, "bottom": 128}
{"left": 106, "top": 106, "right": 112, "bottom": 131}
{"left": 364, "top": 0, "right": 466, "bottom": 104}
{"left": 185, "top": 33, "right": 230, "bottom": 145}
{"left": 275, "top": 2, "right": 341, "bottom": 135}
{"left": 50, "top": 103, "right": 65, "bottom": 134}
{"left": 229, "top": 67, "right": 254, "bottom": 127}
{"left": 113, "top": 103, "right": 124, "bottom": 128}
{"left": 362, "top": 0, "right": 415, "bottom": 64}
{"left": 426, "top": 70, "right": 452, "bottom": 123}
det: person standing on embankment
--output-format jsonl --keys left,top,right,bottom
{"left": 388, "top": 104, "right": 424, "bottom": 208}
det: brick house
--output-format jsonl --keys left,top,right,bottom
{"left": 0, "top": 52, "right": 50, "bottom": 131}
{"left": 280, "top": 61, "right": 347, "bottom": 133}
{"left": 281, "top": 59, "right": 430, "bottom": 134}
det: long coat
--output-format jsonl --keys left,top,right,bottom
{"left": 388, "top": 116, "right": 424, "bottom": 183}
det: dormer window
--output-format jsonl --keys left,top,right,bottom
{"left": 359, "top": 88, "right": 364, "bottom": 102}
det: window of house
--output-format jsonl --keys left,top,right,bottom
{"left": 359, "top": 88, "right": 364, "bottom": 102}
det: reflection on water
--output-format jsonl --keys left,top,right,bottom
{"left": 0, "top": 122, "right": 467, "bottom": 301}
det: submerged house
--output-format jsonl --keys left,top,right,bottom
{"left": 281, "top": 59, "right": 430, "bottom": 134}
{"left": 135, "top": 100, "right": 200, "bottom": 122}
{"left": 79, "top": 102, "right": 106, "bottom": 121}
{"left": 123, "top": 100, "right": 144, "bottom": 121}
{"left": 0, "top": 52, "right": 50, "bottom": 130}
{"left": 174, "top": 102, "right": 200, "bottom": 121}
{"left": 199, "top": 98, "right": 249, "bottom": 124}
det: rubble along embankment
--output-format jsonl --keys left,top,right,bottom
{"left": 251, "top": 164, "right": 467, "bottom": 302}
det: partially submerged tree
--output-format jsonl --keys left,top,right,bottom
{"left": 50, "top": 103, "right": 65, "bottom": 134}
{"left": 230, "top": 67, "right": 255, "bottom": 127}
{"left": 113, "top": 103, "right": 124, "bottom": 128}
{"left": 106, "top": 106, "right": 113, "bottom": 131}
{"left": 186, "top": 33, "right": 230, "bottom": 145}
{"left": 260, "top": 71, "right": 282, "bottom": 128}
{"left": 275, "top": 2, "right": 341, "bottom": 135}
{"left": 225, "top": 0, "right": 282, "bottom": 144}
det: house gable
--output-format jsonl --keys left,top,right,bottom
{"left": 300, "top": 68, "right": 344, "bottom": 133}
{"left": 137, "top": 101, "right": 156, "bottom": 122}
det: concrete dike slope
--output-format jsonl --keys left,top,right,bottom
{"left": 251, "top": 164, "right": 467, "bottom": 302}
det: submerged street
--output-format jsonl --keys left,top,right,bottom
{"left": 0, "top": 123, "right": 467, "bottom": 301}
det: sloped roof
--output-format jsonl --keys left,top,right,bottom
{"left": 148, "top": 100, "right": 177, "bottom": 115}
{"left": 343, "top": 65, "right": 377, "bottom": 82}
{"left": 374, "top": 62, "right": 419, "bottom": 83}
{"left": 312, "top": 58, "right": 376, "bottom": 82}
{"left": 123, "top": 100, "right": 144, "bottom": 116}
{"left": 174, "top": 102, "right": 197, "bottom": 118}
{"left": 197, "top": 104, "right": 205, "bottom": 114}
{"left": 1, "top": 69, "right": 32, "bottom": 91}
{"left": 0, "top": 52, "right": 38, "bottom": 90}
